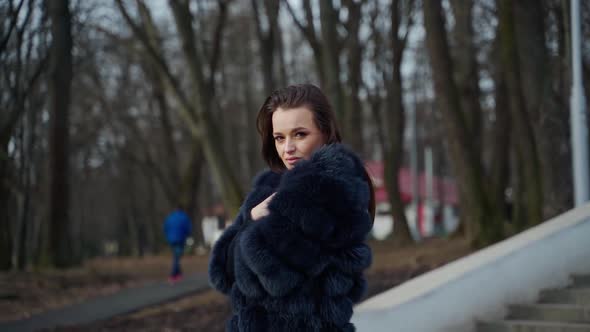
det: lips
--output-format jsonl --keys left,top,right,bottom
{"left": 286, "top": 157, "right": 301, "bottom": 164}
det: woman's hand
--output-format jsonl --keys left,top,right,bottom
{"left": 250, "top": 193, "right": 276, "bottom": 221}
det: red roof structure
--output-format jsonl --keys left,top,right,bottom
{"left": 365, "top": 161, "right": 458, "bottom": 205}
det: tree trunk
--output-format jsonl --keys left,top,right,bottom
{"left": 17, "top": 101, "right": 38, "bottom": 269}
{"left": 179, "top": 143, "right": 205, "bottom": 246}
{"left": 0, "top": 146, "right": 12, "bottom": 270}
{"left": 450, "top": 0, "right": 482, "bottom": 151}
{"left": 513, "top": 0, "right": 547, "bottom": 124}
{"left": 515, "top": 0, "right": 570, "bottom": 218}
{"left": 240, "top": 40, "right": 263, "bottom": 178}
{"left": 498, "top": 0, "right": 544, "bottom": 229}
{"left": 319, "top": 0, "right": 345, "bottom": 123}
{"left": 423, "top": 0, "right": 502, "bottom": 246}
{"left": 489, "top": 34, "right": 511, "bottom": 229}
{"left": 384, "top": 69, "right": 413, "bottom": 247}
{"left": 252, "top": 0, "right": 282, "bottom": 94}
{"left": 343, "top": 0, "right": 364, "bottom": 155}
{"left": 382, "top": 0, "right": 414, "bottom": 247}
{"left": 47, "top": 0, "right": 74, "bottom": 268}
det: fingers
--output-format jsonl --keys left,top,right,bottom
{"left": 264, "top": 192, "right": 276, "bottom": 203}
{"left": 251, "top": 193, "right": 276, "bottom": 221}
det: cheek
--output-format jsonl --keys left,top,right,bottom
{"left": 303, "top": 138, "right": 324, "bottom": 158}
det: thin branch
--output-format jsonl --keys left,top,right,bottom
{"left": 114, "top": 0, "right": 200, "bottom": 136}
{"left": 208, "top": 0, "right": 229, "bottom": 92}
{"left": 0, "top": 52, "right": 48, "bottom": 146}
{"left": 0, "top": 0, "right": 26, "bottom": 55}
{"left": 167, "top": 0, "right": 208, "bottom": 97}
{"left": 251, "top": 0, "right": 265, "bottom": 42}
{"left": 399, "top": 0, "right": 416, "bottom": 57}
{"left": 283, "top": 0, "right": 319, "bottom": 49}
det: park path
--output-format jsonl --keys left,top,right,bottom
{"left": 0, "top": 273, "right": 209, "bottom": 332}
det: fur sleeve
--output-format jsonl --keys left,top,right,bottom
{"left": 208, "top": 169, "right": 281, "bottom": 295}
{"left": 208, "top": 210, "right": 247, "bottom": 295}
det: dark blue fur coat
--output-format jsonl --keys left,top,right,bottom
{"left": 208, "top": 144, "right": 373, "bottom": 332}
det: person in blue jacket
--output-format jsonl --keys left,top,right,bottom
{"left": 208, "top": 84, "right": 375, "bottom": 331}
{"left": 163, "top": 206, "right": 192, "bottom": 283}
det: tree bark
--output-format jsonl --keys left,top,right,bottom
{"left": 498, "top": 0, "right": 544, "bottom": 229}
{"left": 384, "top": 0, "right": 414, "bottom": 246}
{"left": 450, "top": 0, "right": 482, "bottom": 152}
{"left": 319, "top": 0, "right": 345, "bottom": 123}
{"left": 238, "top": 33, "right": 264, "bottom": 178}
{"left": 489, "top": 32, "right": 511, "bottom": 228}
{"left": 47, "top": 0, "right": 74, "bottom": 268}
{"left": 252, "top": 0, "right": 282, "bottom": 94}
{"left": 342, "top": 0, "right": 364, "bottom": 155}
{"left": 0, "top": 145, "right": 13, "bottom": 269}
{"left": 179, "top": 143, "right": 205, "bottom": 247}
{"left": 17, "top": 95, "right": 38, "bottom": 269}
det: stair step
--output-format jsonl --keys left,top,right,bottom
{"left": 540, "top": 288, "right": 590, "bottom": 305}
{"left": 572, "top": 275, "right": 590, "bottom": 288}
{"left": 477, "top": 320, "right": 590, "bottom": 332}
{"left": 507, "top": 304, "right": 590, "bottom": 323}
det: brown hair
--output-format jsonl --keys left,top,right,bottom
{"left": 256, "top": 84, "right": 376, "bottom": 221}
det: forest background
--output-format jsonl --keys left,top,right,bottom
{"left": 1, "top": 0, "right": 589, "bottom": 270}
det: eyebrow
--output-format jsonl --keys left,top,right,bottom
{"left": 273, "top": 127, "right": 309, "bottom": 136}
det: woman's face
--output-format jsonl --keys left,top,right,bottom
{"left": 272, "top": 106, "right": 326, "bottom": 170}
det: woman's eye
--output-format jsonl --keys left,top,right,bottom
{"left": 274, "top": 136, "right": 284, "bottom": 142}
{"left": 295, "top": 132, "right": 307, "bottom": 138}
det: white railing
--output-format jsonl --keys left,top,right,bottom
{"left": 352, "top": 202, "right": 590, "bottom": 332}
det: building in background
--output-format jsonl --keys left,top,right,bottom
{"left": 365, "top": 161, "right": 459, "bottom": 241}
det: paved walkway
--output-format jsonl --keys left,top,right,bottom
{"left": 0, "top": 273, "right": 210, "bottom": 332}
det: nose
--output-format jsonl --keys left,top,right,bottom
{"left": 285, "top": 138, "right": 296, "bottom": 154}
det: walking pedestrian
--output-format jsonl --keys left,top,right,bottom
{"left": 164, "top": 206, "right": 192, "bottom": 283}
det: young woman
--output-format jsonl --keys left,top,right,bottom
{"left": 209, "top": 84, "right": 375, "bottom": 331}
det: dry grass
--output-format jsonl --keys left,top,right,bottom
{"left": 370, "top": 236, "right": 472, "bottom": 273}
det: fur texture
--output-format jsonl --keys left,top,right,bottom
{"left": 208, "top": 144, "right": 373, "bottom": 332}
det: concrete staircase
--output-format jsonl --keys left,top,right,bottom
{"left": 477, "top": 274, "right": 590, "bottom": 332}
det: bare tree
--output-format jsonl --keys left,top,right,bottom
{"left": 284, "top": 0, "right": 364, "bottom": 153}
{"left": 283, "top": 0, "right": 325, "bottom": 84}
{"left": 423, "top": 0, "right": 503, "bottom": 245}
{"left": 115, "top": 0, "right": 244, "bottom": 216}
{"left": 47, "top": 0, "right": 74, "bottom": 267}
{"left": 0, "top": 0, "right": 49, "bottom": 270}
{"left": 367, "top": 0, "right": 416, "bottom": 246}
{"left": 251, "top": 0, "right": 286, "bottom": 94}
{"left": 135, "top": 1, "right": 206, "bottom": 245}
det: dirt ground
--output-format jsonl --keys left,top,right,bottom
{"left": 1, "top": 237, "right": 472, "bottom": 331}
